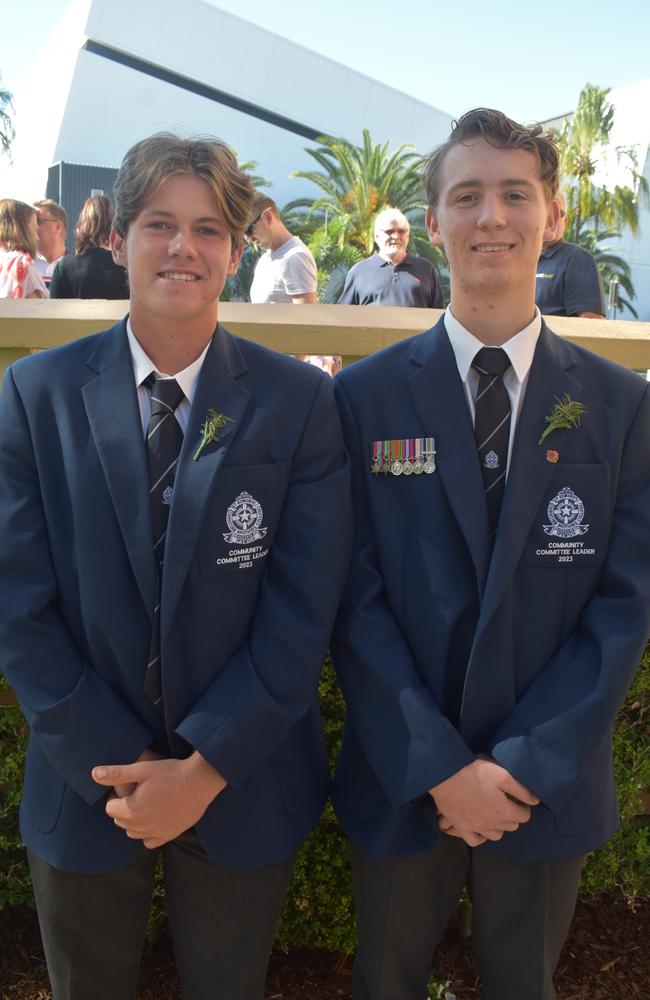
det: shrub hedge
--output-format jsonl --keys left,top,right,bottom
{"left": 1, "top": 648, "right": 648, "bottom": 953}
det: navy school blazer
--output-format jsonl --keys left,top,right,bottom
{"left": 0, "top": 320, "right": 351, "bottom": 872}
{"left": 331, "top": 317, "right": 650, "bottom": 863}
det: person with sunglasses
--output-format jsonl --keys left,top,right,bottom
{"left": 247, "top": 193, "right": 317, "bottom": 305}
{"left": 33, "top": 198, "right": 68, "bottom": 288}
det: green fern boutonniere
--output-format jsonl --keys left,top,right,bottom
{"left": 193, "top": 408, "right": 233, "bottom": 461}
{"left": 538, "top": 394, "right": 586, "bottom": 446}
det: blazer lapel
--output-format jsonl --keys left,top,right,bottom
{"left": 477, "top": 324, "right": 581, "bottom": 628}
{"left": 161, "top": 325, "right": 251, "bottom": 638}
{"left": 407, "top": 319, "right": 492, "bottom": 597}
{"left": 82, "top": 321, "right": 156, "bottom": 620}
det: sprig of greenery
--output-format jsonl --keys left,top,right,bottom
{"left": 193, "top": 408, "right": 233, "bottom": 461}
{"left": 538, "top": 394, "right": 586, "bottom": 445}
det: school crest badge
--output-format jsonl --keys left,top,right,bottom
{"left": 223, "top": 491, "right": 268, "bottom": 545}
{"left": 543, "top": 486, "right": 589, "bottom": 539}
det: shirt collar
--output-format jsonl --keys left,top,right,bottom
{"left": 539, "top": 240, "right": 562, "bottom": 260}
{"left": 443, "top": 306, "right": 542, "bottom": 385}
{"left": 376, "top": 251, "right": 410, "bottom": 268}
{"left": 126, "top": 318, "right": 210, "bottom": 405}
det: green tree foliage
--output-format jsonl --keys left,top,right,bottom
{"left": 0, "top": 74, "right": 15, "bottom": 159}
{"left": 575, "top": 224, "right": 638, "bottom": 317}
{"left": 284, "top": 129, "right": 446, "bottom": 300}
{"left": 284, "top": 129, "right": 431, "bottom": 254}
{"left": 306, "top": 216, "right": 363, "bottom": 303}
{"left": 558, "top": 83, "right": 648, "bottom": 243}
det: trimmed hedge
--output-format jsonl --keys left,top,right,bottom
{"left": 1, "top": 649, "right": 648, "bottom": 952}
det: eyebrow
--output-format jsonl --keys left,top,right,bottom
{"left": 447, "top": 178, "right": 537, "bottom": 194}
{"left": 140, "top": 209, "right": 223, "bottom": 223}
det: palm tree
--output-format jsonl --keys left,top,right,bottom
{"left": 284, "top": 129, "right": 429, "bottom": 255}
{"left": 558, "top": 84, "right": 648, "bottom": 242}
{"left": 576, "top": 224, "right": 638, "bottom": 317}
{"left": 305, "top": 216, "right": 363, "bottom": 302}
{"left": 1, "top": 74, "right": 15, "bottom": 159}
{"left": 284, "top": 129, "right": 446, "bottom": 300}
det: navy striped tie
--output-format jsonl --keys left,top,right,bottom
{"left": 472, "top": 347, "right": 511, "bottom": 535}
{"left": 144, "top": 374, "right": 184, "bottom": 706}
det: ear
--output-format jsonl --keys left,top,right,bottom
{"left": 228, "top": 244, "right": 245, "bottom": 277}
{"left": 426, "top": 207, "right": 443, "bottom": 247}
{"left": 543, "top": 197, "right": 561, "bottom": 244}
{"left": 110, "top": 228, "right": 127, "bottom": 267}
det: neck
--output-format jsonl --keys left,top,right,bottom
{"left": 130, "top": 309, "right": 218, "bottom": 376}
{"left": 269, "top": 224, "right": 293, "bottom": 252}
{"left": 381, "top": 249, "right": 407, "bottom": 265}
{"left": 449, "top": 285, "right": 537, "bottom": 346}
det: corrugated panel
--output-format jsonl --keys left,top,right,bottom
{"left": 58, "top": 163, "right": 119, "bottom": 254}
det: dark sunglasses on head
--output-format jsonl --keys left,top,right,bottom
{"left": 245, "top": 213, "right": 262, "bottom": 238}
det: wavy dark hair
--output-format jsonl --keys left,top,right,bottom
{"left": 74, "top": 195, "right": 114, "bottom": 255}
{"left": 422, "top": 107, "right": 560, "bottom": 207}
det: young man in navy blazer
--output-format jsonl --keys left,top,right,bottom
{"left": 0, "top": 133, "right": 350, "bottom": 1000}
{"left": 331, "top": 109, "right": 650, "bottom": 999}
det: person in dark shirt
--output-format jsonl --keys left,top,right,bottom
{"left": 50, "top": 195, "right": 129, "bottom": 299}
{"left": 535, "top": 195, "right": 604, "bottom": 317}
{"left": 338, "top": 207, "right": 443, "bottom": 307}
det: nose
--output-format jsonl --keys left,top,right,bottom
{"left": 476, "top": 192, "right": 506, "bottom": 229}
{"left": 168, "top": 228, "right": 197, "bottom": 258}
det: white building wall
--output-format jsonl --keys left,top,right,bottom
{"left": 44, "top": 0, "right": 453, "bottom": 209}
{"left": 600, "top": 82, "right": 650, "bottom": 321}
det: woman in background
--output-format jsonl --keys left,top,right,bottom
{"left": 49, "top": 195, "right": 128, "bottom": 299}
{"left": 0, "top": 199, "right": 48, "bottom": 299}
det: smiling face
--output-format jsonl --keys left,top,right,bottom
{"left": 426, "top": 138, "right": 558, "bottom": 309}
{"left": 111, "top": 172, "right": 242, "bottom": 338}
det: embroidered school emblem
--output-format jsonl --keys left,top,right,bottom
{"left": 543, "top": 486, "right": 589, "bottom": 539}
{"left": 162, "top": 486, "right": 174, "bottom": 506}
{"left": 484, "top": 450, "right": 499, "bottom": 470}
{"left": 223, "top": 491, "right": 268, "bottom": 545}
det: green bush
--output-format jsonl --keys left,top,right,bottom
{"left": 1, "top": 651, "right": 649, "bottom": 949}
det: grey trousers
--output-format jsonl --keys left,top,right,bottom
{"left": 28, "top": 829, "right": 294, "bottom": 1000}
{"left": 350, "top": 836, "right": 585, "bottom": 1000}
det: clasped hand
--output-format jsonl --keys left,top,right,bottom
{"left": 430, "top": 758, "right": 539, "bottom": 848}
{"left": 92, "top": 751, "right": 227, "bottom": 849}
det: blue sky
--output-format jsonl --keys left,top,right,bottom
{"left": 2, "top": 0, "right": 650, "bottom": 124}
{"left": 0, "top": 0, "right": 650, "bottom": 129}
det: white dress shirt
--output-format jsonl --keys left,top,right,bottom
{"left": 443, "top": 307, "right": 542, "bottom": 473}
{"left": 126, "top": 319, "right": 210, "bottom": 436}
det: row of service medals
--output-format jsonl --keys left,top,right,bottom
{"left": 370, "top": 437, "right": 436, "bottom": 476}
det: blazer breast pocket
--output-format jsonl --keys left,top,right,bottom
{"left": 197, "top": 462, "right": 289, "bottom": 581}
{"left": 519, "top": 464, "right": 612, "bottom": 570}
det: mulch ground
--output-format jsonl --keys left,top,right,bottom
{"left": 1, "top": 894, "right": 647, "bottom": 999}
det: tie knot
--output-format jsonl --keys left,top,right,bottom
{"left": 472, "top": 347, "right": 511, "bottom": 378}
{"left": 145, "top": 374, "right": 184, "bottom": 416}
